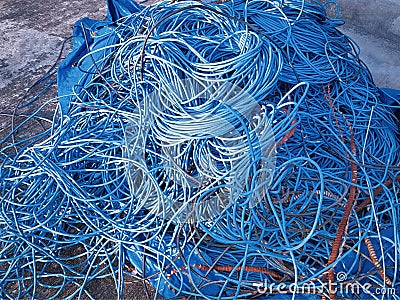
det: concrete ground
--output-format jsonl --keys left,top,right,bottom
{"left": 0, "top": 0, "right": 399, "bottom": 299}
{"left": 336, "top": 0, "right": 400, "bottom": 89}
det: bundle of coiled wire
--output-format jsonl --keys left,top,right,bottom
{"left": 1, "top": 0, "right": 399, "bottom": 299}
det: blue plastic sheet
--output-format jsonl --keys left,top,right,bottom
{"left": 106, "top": 0, "right": 143, "bottom": 21}
{"left": 56, "top": 1, "right": 400, "bottom": 298}
{"left": 57, "top": 0, "right": 400, "bottom": 116}
{"left": 126, "top": 239, "right": 221, "bottom": 299}
{"left": 57, "top": 1, "right": 143, "bottom": 114}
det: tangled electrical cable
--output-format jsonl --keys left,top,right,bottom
{"left": 1, "top": 0, "right": 399, "bottom": 299}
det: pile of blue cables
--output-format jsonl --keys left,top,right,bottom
{"left": 1, "top": 0, "right": 400, "bottom": 299}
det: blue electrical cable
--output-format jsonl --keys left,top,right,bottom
{"left": 1, "top": 0, "right": 399, "bottom": 299}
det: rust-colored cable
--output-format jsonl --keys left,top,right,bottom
{"left": 325, "top": 126, "right": 358, "bottom": 300}
{"left": 324, "top": 85, "right": 358, "bottom": 300}
{"left": 277, "top": 108, "right": 297, "bottom": 147}
{"left": 364, "top": 237, "right": 393, "bottom": 287}
{"left": 355, "top": 174, "right": 400, "bottom": 214}
{"left": 194, "top": 264, "right": 284, "bottom": 280}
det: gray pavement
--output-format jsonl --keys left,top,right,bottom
{"left": 336, "top": 0, "right": 400, "bottom": 89}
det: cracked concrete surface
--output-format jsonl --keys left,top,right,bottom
{"left": 0, "top": 24, "right": 63, "bottom": 90}
{"left": 0, "top": 0, "right": 399, "bottom": 299}
{"left": 336, "top": 0, "right": 400, "bottom": 89}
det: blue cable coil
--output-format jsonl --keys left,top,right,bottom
{"left": 1, "top": 0, "right": 400, "bottom": 299}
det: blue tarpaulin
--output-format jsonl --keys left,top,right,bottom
{"left": 57, "top": 1, "right": 143, "bottom": 114}
{"left": 56, "top": 1, "right": 400, "bottom": 298}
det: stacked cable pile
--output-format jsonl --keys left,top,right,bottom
{"left": 1, "top": 0, "right": 399, "bottom": 299}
